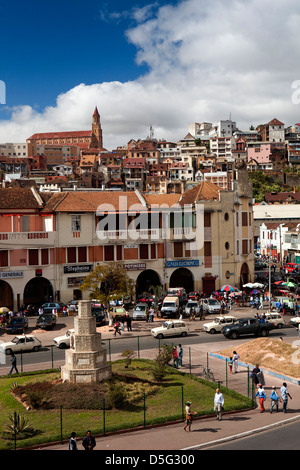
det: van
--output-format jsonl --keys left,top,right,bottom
{"left": 286, "top": 263, "right": 300, "bottom": 273}
{"left": 161, "top": 296, "right": 179, "bottom": 318}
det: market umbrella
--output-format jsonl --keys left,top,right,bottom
{"left": 283, "top": 282, "right": 296, "bottom": 287}
{"left": 274, "top": 281, "right": 285, "bottom": 285}
{"left": 0, "top": 307, "right": 9, "bottom": 314}
{"left": 220, "top": 285, "right": 236, "bottom": 292}
{"left": 250, "top": 289, "right": 261, "bottom": 295}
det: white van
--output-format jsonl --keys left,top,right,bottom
{"left": 161, "top": 296, "right": 179, "bottom": 318}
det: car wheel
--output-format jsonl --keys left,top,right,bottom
{"left": 277, "top": 323, "right": 283, "bottom": 329}
{"left": 33, "top": 346, "right": 40, "bottom": 352}
{"left": 260, "top": 329, "right": 268, "bottom": 337}
{"left": 230, "top": 331, "right": 238, "bottom": 339}
{"left": 181, "top": 331, "right": 187, "bottom": 337}
{"left": 5, "top": 348, "right": 12, "bottom": 355}
{"left": 59, "top": 343, "right": 67, "bottom": 349}
{"left": 210, "top": 328, "right": 217, "bottom": 334}
{"left": 157, "top": 333, "right": 164, "bottom": 339}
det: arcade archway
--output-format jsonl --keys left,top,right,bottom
{"left": 23, "top": 277, "right": 53, "bottom": 307}
{"left": 0, "top": 280, "right": 13, "bottom": 310}
{"left": 169, "top": 268, "right": 194, "bottom": 293}
{"left": 136, "top": 269, "right": 161, "bottom": 297}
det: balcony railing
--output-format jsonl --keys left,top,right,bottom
{"left": 0, "top": 231, "right": 55, "bottom": 245}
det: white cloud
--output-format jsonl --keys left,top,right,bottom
{"left": 1, "top": 0, "right": 300, "bottom": 149}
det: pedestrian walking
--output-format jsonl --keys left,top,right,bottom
{"left": 270, "top": 386, "right": 280, "bottom": 413}
{"left": 114, "top": 321, "right": 121, "bottom": 336}
{"left": 9, "top": 353, "right": 18, "bottom": 375}
{"left": 82, "top": 430, "right": 96, "bottom": 450}
{"left": 183, "top": 401, "right": 197, "bottom": 432}
{"left": 214, "top": 388, "right": 224, "bottom": 421}
{"left": 255, "top": 384, "right": 266, "bottom": 412}
{"left": 125, "top": 313, "right": 132, "bottom": 331}
{"left": 233, "top": 351, "right": 240, "bottom": 373}
{"left": 228, "top": 357, "right": 233, "bottom": 374}
{"left": 149, "top": 307, "right": 154, "bottom": 322}
{"left": 251, "top": 364, "right": 261, "bottom": 391}
{"left": 172, "top": 346, "right": 179, "bottom": 368}
{"left": 69, "top": 432, "right": 78, "bottom": 450}
{"left": 178, "top": 344, "right": 183, "bottom": 367}
{"left": 281, "top": 382, "right": 292, "bottom": 413}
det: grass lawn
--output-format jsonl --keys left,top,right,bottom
{"left": 0, "top": 359, "right": 253, "bottom": 449}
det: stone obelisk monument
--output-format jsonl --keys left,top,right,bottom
{"left": 61, "top": 300, "right": 112, "bottom": 383}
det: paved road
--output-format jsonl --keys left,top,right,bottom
{"left": 204, "top": 418, "right": 300, "bottom": 450}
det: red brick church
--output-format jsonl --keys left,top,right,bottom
{"left": 27, "top": 107, "right": 104, "bottom": 154}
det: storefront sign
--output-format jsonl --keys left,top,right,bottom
{"left": 0, "top": 271, "right": 24, "bottom": 278}
{"left": 64, "top": 265, "right": 93, "bottom": 274}
{"left": 123, "top": 263, "right": 146, "bottom": 271}
{"left": 165, "top": 260, "right": 199, "bottom": 268}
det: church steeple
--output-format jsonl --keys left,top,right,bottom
{"left": 90, "top": 106, "right": 103, "bottom": 148}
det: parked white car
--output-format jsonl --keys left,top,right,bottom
{"left": 0, "top": 335, "right": 42, "bottom": 355}
{"left": 151, "top": 320, "right": 189, "bottom": 339}
{"left": 185, "top": 301, "right": 200, "bottom": 316}
{"left": 202, "top": 298, "right": 221, "bottom": 315}
{"left": 203, "top": 315, "right": 237, "bottom": 334}
{"left": 264, "top": 313, "right": 285, "bottom": 329}
{"left": 290, "top": 316, "right": 300, "bottom": 327}
{"left": 53, "top": 329, "right": 75, "bottom": 349}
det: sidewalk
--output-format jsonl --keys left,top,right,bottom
{"left": 35, "top": 329, "right": 300, "bottom": 451}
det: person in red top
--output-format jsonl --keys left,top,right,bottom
{"left": 173, "top": 346, "right": 179, "bottom": 368}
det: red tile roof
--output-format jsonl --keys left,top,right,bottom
{"left": 27, "top": 130, "right": 92, "bottom": 140}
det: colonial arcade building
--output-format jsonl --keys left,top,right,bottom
{"left": 0, "top": 165, "right": 254, "bottom": 310}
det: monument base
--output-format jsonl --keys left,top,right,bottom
{"left": 61, "top": 364, "right": 112, "bottom": 384}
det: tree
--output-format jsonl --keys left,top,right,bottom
{"left": 79, "top": 262, "right": 134, "bottom": 324}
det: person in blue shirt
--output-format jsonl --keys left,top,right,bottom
{"left": 280, "top": 382, "right": 292, "bottom": 413}
{"left": 255, "top": 384, "right": 266, "bottom": 412}
{"left": 270, "top": 386, "right": 280, "bottom": 413}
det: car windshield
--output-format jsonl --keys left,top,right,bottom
{"left": 209, "top": 300, "right": 219, "bottom": 305}
{"left": 163, "top": 302, "right": 175, "bottom": 307}
{"left": 163, "top": 323, "right": 170, "bottom": 328}
{"left": 39, "top": 315, "right": 51, "bottom": 321}
{"left": 135, "top": 306, "right": 145, "bottom": 311}
{"left": 11, "top": 337, "right": 20, "bottom": 344}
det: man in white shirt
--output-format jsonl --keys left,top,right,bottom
{"left": 214, "top": 388, "right": 224, "bottom": 421}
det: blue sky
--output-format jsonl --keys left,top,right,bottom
{"left": 1, "top": 0, "right": 300, "bottom": 149}
{"left": 0, "top": 0, "right": 166, "bottom": 110}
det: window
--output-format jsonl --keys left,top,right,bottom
{"left": 204, "top": 242, "right": 212, "bottom": 257}
{"left": 78, "top": 247, "right": 87, "bottom": 263}
{"left": 242, "top": 212, "right": 248, "bottom": 226}
{"left": 67, "top": 247, "right": 76, "bottom": 263}
{"left": 29, "top": 249, "right": 39, "bottom": 265}
{"left": 116, "top": 245, "right": 123, "bottom": 261}
{"left": 104, "top": 245, "right": 114, "bottom": 261}
{"left": 242, "top": 240, "right": 248, "bottom": 255}
{"left": 22, "top": 216, "right": 30, "bottom": 232}
{"left": 0, "top": 250, "right": 8, "bottom": 267}
{"left": 204, "top": 212, "right": 211, "bottom": 227}
{"left": 174, "top": 242, "right": 183, "bottom": 258}
{"left": 41, "top": 249, "right": 49, "bottom": 265}
{"left": 139, "top": 244, "right": 149, "bottom": 260}
{"left": 72, "top": 215, "right": 81, "bottom": 232}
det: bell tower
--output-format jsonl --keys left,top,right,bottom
{"left": 90, "top": 106, "right": 103, "bottom": 148}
